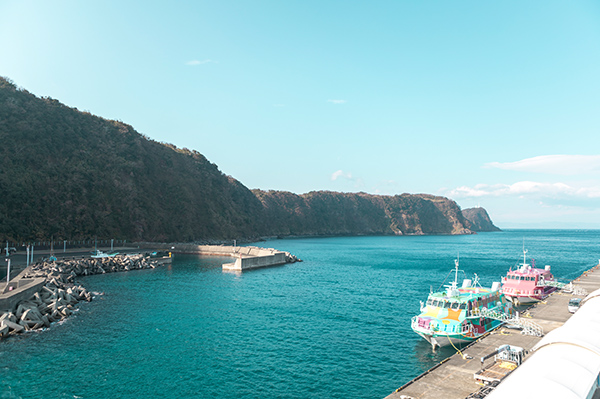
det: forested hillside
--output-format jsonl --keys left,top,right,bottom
{"left": 0, "top": 77, "right": 266, "bottom": 242}
{"left": 0, "top": 76, "right": 497, "bottom": 242}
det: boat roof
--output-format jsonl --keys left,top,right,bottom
{"left": 428, "top": 287, "right": 496, "bottom": 302}
{"left": 507, "top": 267, "right": 550, "bottom": 277}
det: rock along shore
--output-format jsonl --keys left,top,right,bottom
{"left": 0, "top": 254, "right": 158, "bottom": 338}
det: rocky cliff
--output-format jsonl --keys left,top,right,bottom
{"left": 253, "top": 190, "right": 474, "bottom": 236}
{"left": 462, "top": 207, "right": 501, "bottom": 232}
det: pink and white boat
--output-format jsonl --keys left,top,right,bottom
{"left": 501, "top": 249, "right": 558, "bottom": 305}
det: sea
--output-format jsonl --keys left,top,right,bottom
{"left": 1, "top": 229, "right": 599, "bottom": 399}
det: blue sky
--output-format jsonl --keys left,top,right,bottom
{"left": 2, "top": 1, "right": 600, "bottom": 228}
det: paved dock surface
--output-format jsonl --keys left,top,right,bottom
{"left": 385, "top": 263, "right": 600, "bottom": 399}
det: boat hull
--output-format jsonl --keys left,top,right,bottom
{"left": 415, "top": 331, "right": 474, "bottom": 349}
{"left": 503, "top": 287, "right": 558, "bottom": 305}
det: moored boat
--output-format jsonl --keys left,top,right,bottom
{"left": 500, "top": 249, "right": 557, "bottom": 305}
{"left": 90, "top": 250, "right": 119, "bottom": 258}
{"left": 411, "top": 259, "right": 513, "bottom": 349}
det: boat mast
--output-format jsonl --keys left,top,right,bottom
{"left": 454, "top": 258, "right": 459, "bottom": 286}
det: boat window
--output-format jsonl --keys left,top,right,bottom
{"left": 451, "top": 302, "right": 459, "bottom": 310}
{"left": 427, "top": 298, "right": 433, "bottom": 306}
{"left": 444, "top": 302, "right": 451, "bottom": 309}
{"left": 459, "top": 303, "right": 466, "bottom": 309}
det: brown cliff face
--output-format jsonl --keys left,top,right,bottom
{"left": 253, "top": 190, "right": 474, "bottom": 236}
{"left": 462, "top": 207, "right": 501, "bottom": 232}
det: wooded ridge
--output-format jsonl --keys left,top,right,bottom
{"left": 0, "top": 77, "right": 499, "bottom": 243}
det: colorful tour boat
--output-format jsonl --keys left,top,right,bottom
{"left": 411, "top": 259, "right": 513, "bottom": 349}
{"left": 500, "top": 249, "right": 557, "bottom": 305}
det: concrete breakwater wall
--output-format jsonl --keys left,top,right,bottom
{"left": 0, "top": 254, "right": 158, "bottom": 339}
{"left": 137, "top": 243, "right": 301, "bottom": 271}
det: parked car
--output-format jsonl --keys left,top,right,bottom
{"left": 568, "top": 298, "right": 581, "bottom": 313}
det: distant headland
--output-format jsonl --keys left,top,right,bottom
{"left": 0, "top": 76, "right": 500, "bottom": 243}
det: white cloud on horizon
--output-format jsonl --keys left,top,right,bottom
{"left": 327, "top": 99, "right": 347, "bottom": 104}
{"left": 185, "top": 59, "right": 218, "bottom": 66}
{"left": 447, "top": 181, "right": 600, "bottom": 202}
{"left": 485, "top": 155, "right": 600, "bottom": 175}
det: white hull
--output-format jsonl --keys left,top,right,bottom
{"left": 416, "top": 331, "right": 473, "bottom": 349}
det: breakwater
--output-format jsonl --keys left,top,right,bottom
{"left": 137, "top": 243, "right": 301, "bottom": 271}
{"left": 0, "top": 254, "right": 158, "bottom": 338}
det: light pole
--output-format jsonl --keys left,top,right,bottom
{"left": 5, "top": 258, "right": 11, "bottom": 288}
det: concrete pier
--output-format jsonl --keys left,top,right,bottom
{"left": 136, "top": 243, "right": 300, "bottom": 272}
{"left": 385, "top": 262, "right": 600, "bottom": 399}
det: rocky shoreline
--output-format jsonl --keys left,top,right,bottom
{"left": 0, "top": 254, "right": 159, "bottom": 338}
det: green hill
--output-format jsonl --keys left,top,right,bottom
{"left": 0, "top": 76, "right": 495, "bottom": 242}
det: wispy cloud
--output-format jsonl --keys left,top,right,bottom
{"left": 327, "top": 99, "right": 347, "bottom": 104}
{"left": 485, "top": 155, "right": 600, "bottom": 175}
{"left": 185, "top": 59, "right": 218, "bottom": 66}
{"left": 331, "top": 170, "right": 353, "bottom": 181}
{"left": 331, "top": 170, "right": 364, "bottom": 188}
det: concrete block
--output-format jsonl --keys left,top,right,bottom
{"left": 2, "top": 320, "right": 24, "bottom": 333}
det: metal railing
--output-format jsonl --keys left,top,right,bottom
{"left": 480, "top": 308, "right": 543, "bottom": 337}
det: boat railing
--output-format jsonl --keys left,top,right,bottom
{"left": 538, "top": 280, "right": 564, "bottom": 288}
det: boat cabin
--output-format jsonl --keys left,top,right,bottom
{"left": 502, "top": 265, "right": 555, "bottom": 297}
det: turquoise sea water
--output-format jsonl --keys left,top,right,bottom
{"left": 1, "top": 230, "right": 600, "bottom": 398}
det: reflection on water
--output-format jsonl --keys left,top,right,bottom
{"left": 413, "top": 339, "right": 462, "bottom": 369}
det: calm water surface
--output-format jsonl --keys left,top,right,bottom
{"left": 1, "top": 230, "right": 599, "bottom": 398}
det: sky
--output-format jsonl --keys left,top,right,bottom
{"left": 1, "top": 1, "right": 600, "bottom": 228}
